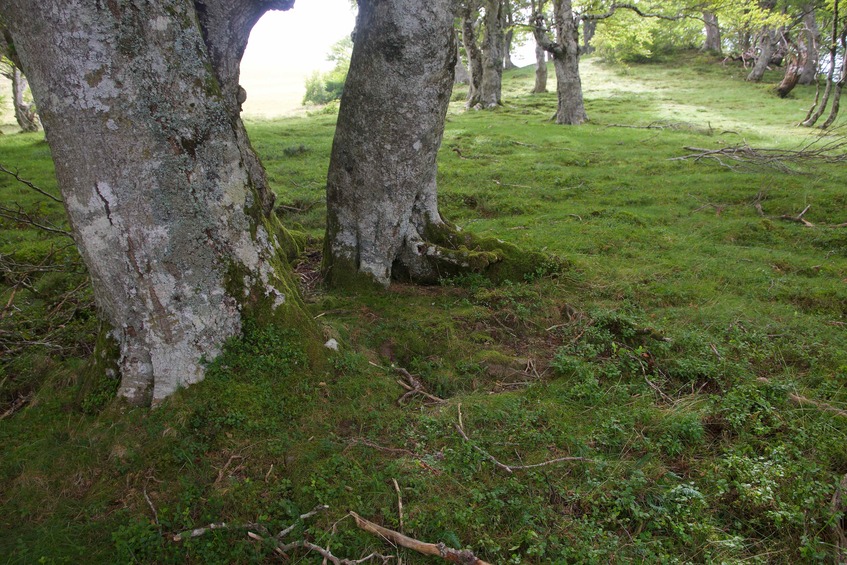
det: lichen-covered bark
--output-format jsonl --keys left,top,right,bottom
{"left": 747, "top": 28, "right": 778, "bottom": 82}
{"left": 11, "top": 67, "right": 38, "bottom": 132}
{"left": 534, "top": 0, "right": 587, "bottom": 125}
{"left": 0, "top": 0, "right": 305, "bottom": 406}
{"left": 324, "top": 0, "right": 456, "bottom": 287}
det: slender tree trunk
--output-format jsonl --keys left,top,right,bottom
{"left": 324, "top": 0, "right": 456, "bottom": 287}
{"left": 534, "top": 0, "right": 587, "bottom": 124}
{"left": 820, "top": 29, "right": 847, "bottom": 128}
{"left": 802, "top": 2, "right": 840, "bottom": 127}
{"left": 503, "top": 1, "right": 517, "bottom": 70}
{"left": 702, "top": 11, "right": 722, "bottom": 54}
{"left": 798, "top": 5, "right": 820, "bottom": 85}
{"left": 777, "top": 35, "right": 805, "bottom": 98}
{"left": 531, "top": 0, "right": 548, "bottom": 93}
{"left": 0, "top": 0, "right": 310, "bottom": 406}
{"left": 455, "top": 34, "right": 471, "bottom": 84}
{"left": 747, "top": 28, "right": 778, "bottom": 81}
{"left": 461, "top": 2, "right": 484, "bottom": 107}
{"left": 480, "top": 0, "right": 504, "bottom": 108}
{"left": 11, "top": 67, "right": 38, "bottom": 132}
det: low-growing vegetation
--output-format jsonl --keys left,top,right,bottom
{"left": 1, "top": 52, "right": 846, "bottom": 563}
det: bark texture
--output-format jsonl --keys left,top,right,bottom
{"left": 11, "top": 67, "right": 39, "bottom": 132}
{"left": 324, "top": 0, "right": 456, "bottom": 287}
{"left": 747, "top": 28, "right": 778, "bottom": 82}
{"left": 461, "top": 2, "right": 484, "bottom": 107}
{"left": 798, "top": 5, "right": 820, "bottom": 85}
{"left": 702, "top": 11, "right": 721, "bottom": 54}
{"left": 0, "top": 0, "right": 305, "bottom": 405}
{"left": 531, "top": 0, "right": 548, "bottom": 93}
{"left": 534, "top": 0, "right": 587, "bottom": 125}
{"left": 480, "top": 0, "right": 504, "bottom": 108}
{"left": 324, "top": 0, "right": 548, "bottom": 287}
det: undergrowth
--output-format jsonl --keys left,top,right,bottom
{"left": 1, "top": 53, "right": 846, "bottom": 563}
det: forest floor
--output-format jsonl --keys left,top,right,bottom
{"left": 1, "top": 52, "right": 846, "bottom": 564}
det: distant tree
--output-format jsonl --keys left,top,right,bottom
{"left": 480, "top": 0, "right": 506, "bottom": 107}
{"left": 702, "top": 10, "right": 722, "bottom": 53}
{"left": 533, "top": 0, "right": 588, "bottom": 124}
{"left": 0, "top": 0, "right": 313, "bottom": 406}
{"left": 303, "top": 36, "right": 352, "bottom": 105}
{"left": 0, "top": 23, "right": 38, "bottom": 132}
{"left": 459, "top": 0, "right": 485, "bottom": 106}
{"left": 530, "top": 0, "right": 549, "bottom": 93}
{"left": 801, "top": 0, "right": 847, "bottom": 127}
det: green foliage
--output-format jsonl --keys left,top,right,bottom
{"left": 302, "top": 36, "right": 352, "bottom": 105}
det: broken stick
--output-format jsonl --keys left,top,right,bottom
{"left": 351, "top": 511, "right": 491, "bottom": 565}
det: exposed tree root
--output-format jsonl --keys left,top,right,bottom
{"left": 395, "top": 366, "right": 445, "bottom": 405}
{"left": 351, "top": 511, "right": 491, "bottom": 565}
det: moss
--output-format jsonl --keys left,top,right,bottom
{"left": 75, "top": 322, "right": 123, "bottom": 413}
{"left": 320, "top": 240, "right": 386, "bottom": 292}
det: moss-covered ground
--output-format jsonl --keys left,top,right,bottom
{"left": 1, "top": 53, "right": 846, "bottom": 563}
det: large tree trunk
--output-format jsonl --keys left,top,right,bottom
{"left": 11, "top": 67, "right": 38, "bottom": 132}
{"left": 747, "top": 28, "right": 778, "bottom": 82}
{"left": 799, "top": 4, "right": 820, "bottom": 85}
{"left": 702, "top": 11, "right": 722, "bottom": 54}
{"left": 534, "top": 0, "right": 587, "bottom": 124}
{"left": 323, "top": 0, "right": 455, "bottom": 287}
{"left": 0, "top": 0, "right": 309, "bottom": 406}
{"left": 480, "top": 0, "right": 504, "bottom": 108}
{"left": 461, "top": 1, "right": 484, "bottom": 108}
{"left": 324, "top": 0, "right": 544, "bottom": 287}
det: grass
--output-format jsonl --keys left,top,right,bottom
{"left": 1, "top": 51, "right": 846, "bottom": 563}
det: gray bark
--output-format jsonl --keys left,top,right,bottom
{"left": 799, "top": 5, "right": 820, "bottom": 85}
{"left": 503, "top": 1, "right": 517, "bottom": 70}
{"left": 534, "top": 0, "right": 587, "bottom": 124}
{"left": 0, "top": 0, "right": 304, "bottom": 406}
{"left": 533, "top": 42, "right": 548, "bottom": 93}
{"left": 455, "top": 34, "right": 471, "bottom": 84}
{"left": 747, "top": 28, "right": 779, "bottom": 82}
{"left": 702, "top": 11, "right": 721, "bottom": 54}
{"left": 480, "top": 0, "right": 504, "bottom": 107}
{"left": 324, "top": 0, "right": 456, "bottom": 287}
{"left": 11, "top": 67, "right": 39, "bottom": 132}
{"left": 461, "top": 1, "right": 484, "bottom": 107}
{"left": 581, "top": 18, "right": 596, "bottom": 54}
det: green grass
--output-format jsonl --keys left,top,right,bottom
{"left": 1, "top": 52, "right": 846, "bottom": 563}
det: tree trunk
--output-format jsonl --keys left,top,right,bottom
{"left": 702, "top": 11, "right": 721, "bottom": 54}
{"left": 802, "top": 2, "right": 841, "bottom": 127}
{"left": 480, "top": 0, "right": 504, "bottom": 108}
{"left": 324, "top": 0, "right": 455, "bottom": 286}
{"left": 11, "top": 67, "right": 38, "bottom": 132}
{"left": 455, "top": 34, "right": 471, "bottom": 85}
{"left": 820, "top": 29, "right": 847, "bottom": 128}
{"left": 747, "top": 28, "right": 778, "bottom": 81}
{"left": 776, "top": 39, "right": 804, "bottom": 98}
{"left": 461, "top": 2, "right": 484, "bottom": 107}
{"left": 324, "top": 0, "right": 546, "bottom": 287}
{"left": 531, "top": 0, "right": 548, "bottom": 93}
{"left": 581, "top": 18, "right": 596, "bottom": 54}
{"left": 798, "top": 4, "right": 820, "bottom": 85}
{"left": 533, "top": 43, "right": 548, "bottom": 93}
{"left": 534, "top": 0, "right": 587, "bottom": 124}
{"left": 503, "top": 1, "right": 517, "bottom": 70}
{"left": 0, "top": 0, "right": 310, "bottom": 406}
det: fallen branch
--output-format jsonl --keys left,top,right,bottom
{"left": 779, "top": 204, "right": 815, "bottom": 227}
{"left": 273, "top": 539, "right": 392, "bottom": 564}
{"left": 670, "top": 137, "right": 847, "bottom": 173}
{"left": 392, "top": 478, "right": 404, "bottom": 531}
{"left": 351, "top": 511, "right": 491, "bottom": 565}
{"left": 395, "top": 366, "right": 445, "bottom": 405}
{"left": 172, "top": 504, "right": 329, "bottom": 543}
{"left": 0, "top": 392, "right": 32, "bottom": 420}
{"left": 455, "top": 407, "right": 595, "bottom": 473}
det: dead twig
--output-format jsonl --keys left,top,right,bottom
{"left": 276, "top": 504, "right": 330, "bottom": 539}
{"left": 0, "top": 393, "right": 32, "bottom": 420}
{"left": 392, "top": 478, "right": 404, "bottom": 531}
{"left": 172, "top": 504, "right": 328, "bottom": 543}
{"left": 214, "top": 454, "right": 244, "bottom": 484}
{"left": 779, "top": 204, "right": 815, "bottom": 227}
{"left": 274, "top": 539, "right": 392, "bottom": 564}
{"left": 395, "top": 366, "right": 445, "bottom": 405}
{"left": 0, "top": 163, "right": 63, "bottom": 203}
{"left": 348, "top": 437, "right": 416, "bottom": 457}
{"left": 757, "top": 377, "right": 847, "bottom": 418}
{"left": 455, "top": 407, "right": 595, "bottom": 473}
{"left": 351, "top": 511, "right": 491, "bottom": 565}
